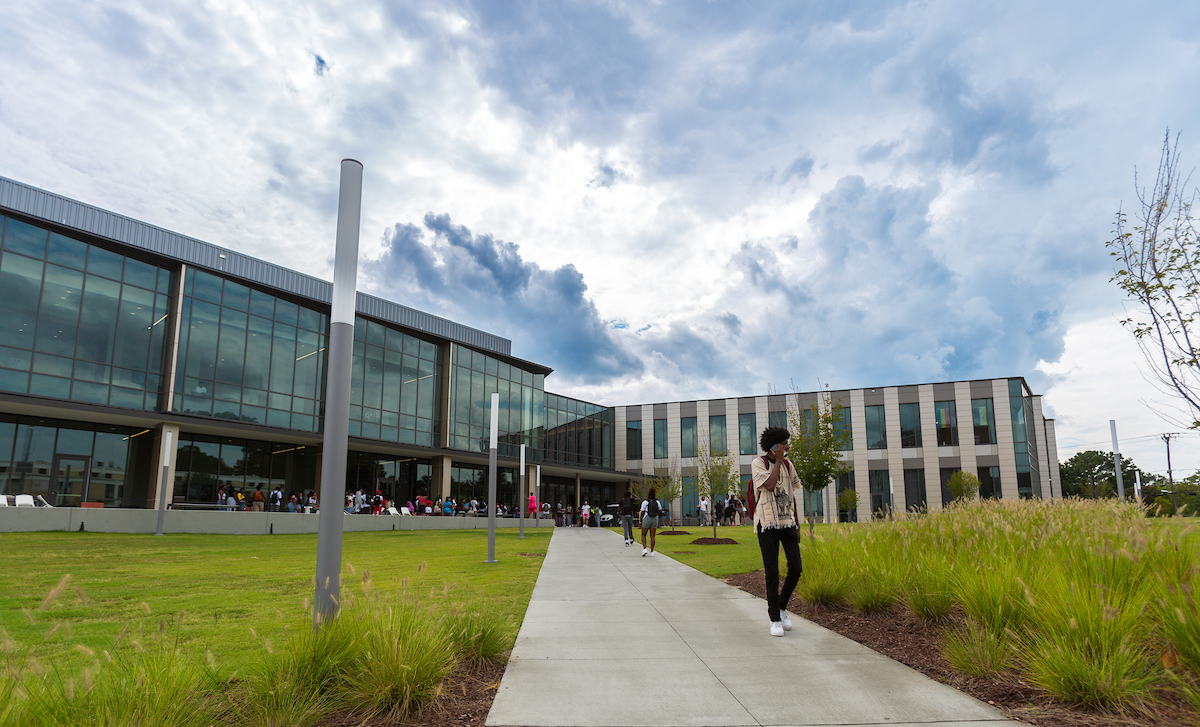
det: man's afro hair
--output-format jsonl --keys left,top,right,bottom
{"left": 760, "top": 426, "right": 790, "bottom": 454}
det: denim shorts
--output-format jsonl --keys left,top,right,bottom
{"left": 641, "top": 516, "right": 659, "bottom": 529}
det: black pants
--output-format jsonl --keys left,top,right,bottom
{"left": 757, "top": 526, "right": 802, "bottom": 622}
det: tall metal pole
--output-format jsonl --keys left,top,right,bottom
{"left": 486, "top": 392, "right": 499, "bottom": 562}
{"left": 155, "top": 430, "right": 173, "bottom": 536}
{"left": 518, "top": 444, "right": 525, "bottom": 539}
{"left": 1109, "top": 420, "right": 1126, "bottom": 502}
{"left": 1164, "top": 433, "right": 1179, "bottom": 514}
{"left": 313, "top": 159, "right": 363, "bottom": 631}
{"left": 535, "top": 464, "right": 541, "bottom": 528}
{"left": 1135, "top": 470, "right": 1143, "bottom": 502}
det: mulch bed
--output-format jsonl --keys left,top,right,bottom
{"left": 657, "top": 530, "right": 692, "bottom": 535}
{"left": 319, "top": 659, "right": 506, "bottom": 727}
{"left": 723, "top": 570, "right": 1195, "bottom": 727}
{"left": 691, "top": 537, "right": 738, "bottom": 545}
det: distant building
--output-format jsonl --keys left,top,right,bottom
{"left": 0, "top": 176, "right": 1058, "bottom": 518}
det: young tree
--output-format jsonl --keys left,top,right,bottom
{"left": 632, "top": 461, "right": 683, "bottom": 531}
{"left": 787, "top": 397, "right": 852, "bottom": 539}
{"left": 1108, "top": 130, "right": 1200, "bottom": 428}
{"left": 695, "top": 442, "right": 739, "bottom": 540}
{"left": 945, "top": 470, "right": 980, "bottom": 503}
{"left": 837, "top": 488, "right": 859, "bottom": 520}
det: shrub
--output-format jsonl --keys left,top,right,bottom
{"left": 441, "top": 605, "right": 515, "bottom": 662}
{"left": 945, "top": 470, "right": 980, "bottom": 503}
{"left": 346, "top": 604, "right": 456, "bottom": 721}
{"left": 941, "top": 621, "right": 1014, "bottom": 677}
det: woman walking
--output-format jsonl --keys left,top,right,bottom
{"left": 639, "top": 487, "right": 661, "bottom": 557}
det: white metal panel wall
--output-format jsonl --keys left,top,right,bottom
{"left": 884, "top": 387, "right": 905, "bottom": 513}
{"left": 919, "top": 384, "right": 942, "bottom": 511}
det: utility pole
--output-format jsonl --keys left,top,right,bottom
{"left": 1163, "top": 433, "right": 1179, "bottom": 515}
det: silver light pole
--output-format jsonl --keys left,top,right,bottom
{"left": 518, "top": 444, "right": 525, "bottom": 539}
{"left": 535, "top": 464, "right": 541, "bottom": 528}
{"left": 155, "top": 430, "right": 173, "bottom": 536}
{"left": 313, "top": 159, "right": 363, "bottom": 631}
{"left": 486, "top": 392, "right": 499, "bottom": 563}
{"left": 1110, "top": 420, "right": 1126, "bottom": 502}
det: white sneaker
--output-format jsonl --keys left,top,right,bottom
{"left": 642, "top": 547, "right": 648, "bottom": 556}
{"left": 770, "top": 621, "right": 785, "bottom": 637}
{"left": 648, "top": 550, "right": 655, "bottom": 557}
{"left": 780, "top": 612, "right": 793, "bottom": 631}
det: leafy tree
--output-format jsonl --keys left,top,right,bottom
{"left": 946, "top": 470, "right": 980, "bottom": 503}
{"left": 787, "top": 398, "right": 852, "bottom": 539}
{"left": 694, "top": 442, "right": 739, "bottom": 540}
{"left": 1108, "top": 130, "right": 1200, "bottom": 428}
{"left": 1059, "top": 450, "right": 1147, "bottom": 499}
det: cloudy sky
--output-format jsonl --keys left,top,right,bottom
{"left": 4, "top": 0, "right": 1200, "bottom": 479}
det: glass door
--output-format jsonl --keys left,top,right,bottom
{"left": 50, "top": 455, "right": 91, "bottom": 507}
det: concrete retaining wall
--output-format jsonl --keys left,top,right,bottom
{"left": 0, "top": 508, "right": 549, "bottom": 535}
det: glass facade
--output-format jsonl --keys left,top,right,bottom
{"left": 837, "top": 470, "right": 856, "bottom": 522}
{"left": 653, "top": 419, "right": 667, "bottom": 459}
{"left": 738, "top": 413, "right": 756, "bottom": 455}
{"left": 868, "top": 470, "right": 890, "bottom": 517}
{"left": 0, "top": 414, "right": 153, "bottom": 507}
{"left": 709, "top": 415, "right": 727, "bottom": 455}
{"left": 346, "top": 452, "right": 432, "bottom": 507}
{"left": 353, "top": 317, "right": 442, "bottom": 446}
{"left": 934, "top": 400, "right": 958, "bottom": 446}
{"left": 1009, "top": 379, "right": 1041, "bottom": 498}
{"left": 972, "top": 398, "right": 996, "bottom": 445}
{"left": 899, "top": 403, "right": 921, "bottom": 448}
{"left": 768, "top": 410, "right": 787, "bottom": 430}
{"left": 449, "top": 346, "right": 543, "bottom": 457}
{"left": 543, "top": 393, "right": 611, "bottom": 468}
{"left": 174, "top": 268, "right": 327, "bottom": 432}
{"left": 626, "top": 419, "right": 642, "bottom": 460}
{"left": 864, "top": 405, "right": 886, "bottom": 449}
{"left": 681, "top": 416, "right": 697, "bottom": 458}
{"left": 0, "top": 215, "right": 172, "bottom": 411}
{"left": 835, "top": 408, "right": 852, "bottom": 451}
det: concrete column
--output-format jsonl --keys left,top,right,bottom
{"left": 148, "top": 423, "right": 180, "bottom": 510}
{"left": 431, "top": 455, "right": 452, "bottom": 500}
{"left": 954, "top": 382, "right": 977, "bottom": 485}
{"left": 574, "top": 472, "right": 581, "bottom": 508}
{"left": 163, "top": 264, "right": 188, "bottom": 414}
{"left": 849, "top": 389, "right": 870, "bottom": 519}
{"left": 918, "top": 385, "right": 941, "bottom": 512}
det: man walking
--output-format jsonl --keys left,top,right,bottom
{"left": 619, "top": 489, "right": 636, "bottom": 545}
{"left": 752, "top": 426, "right": 802, "bottom": 637}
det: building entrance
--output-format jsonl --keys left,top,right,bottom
{"left": 50, "top": 454, "right": 91, "bottom": 507}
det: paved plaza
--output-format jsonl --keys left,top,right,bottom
{"left": 487, "top": 526, "right": 1012, "bottom": 727}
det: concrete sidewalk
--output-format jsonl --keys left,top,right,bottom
{"left": 487, "top": 527, "right": 1011, "bottom": 727}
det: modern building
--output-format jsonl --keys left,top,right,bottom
{"left": 0, "top": 176, "right": 1059, "bottom": 520}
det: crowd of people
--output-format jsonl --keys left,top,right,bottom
{"left": 215, "top": 484, "right": 318, "bottom": 513}
{"left": 698, "top": 494, "right": 747, "bottom": 526}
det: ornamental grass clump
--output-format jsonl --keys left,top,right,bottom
{"left": 941, "top": 620, "right": 1015, "bottom": 678}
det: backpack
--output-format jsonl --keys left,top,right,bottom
{"left": 647, "top": 498, "right": 661, "bottom": 517}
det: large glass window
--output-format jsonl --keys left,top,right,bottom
{"left": 868, "top": 470, "right": 890, "bottom": 518}
{"left": 768, "top": 411, "right": 787, "bottom": 430}
{"left": 939, "top": 467, "right": 959, "bottom": 506}
{"left": 978, "top": 466, "right": 1001, "bottom": 499}
{"left": 174, "top": 434, "right": 316, "bottom": 505}
{"left": 0, "top": 215, "right": 171, "bottom": 411}
{"left": 899, "top": 403, "right": 921, "bottom": 448}
{"left": 903, "top": 469, "right": 926, "bottom": 512}
{"left": 934, "top": 400, "right": 958, "bottom": 446}
{"left": 653, "top": 419, "right": 667, "bottom": 459}
{"left": 972, "top": 398, "right": 996, "bottom": 445}
{"left": 864, "top": 405, "right": 886, "bottom": 450}
{"left": 626, "top": 420, "right": 642, "bottom": 460}
{"left": 174, "top": 269, "right": 327, "bottom": 432}
{"left": 837, "top": 470, "right": 856, "bottom": 522}
{"left": 354, "top": 317, "right": 444, "bottom": 447}
{"left": 738, "top": 412, "right": 757, "bottom": 455}
{"left": 450, "top": 347, "right": 548, "bottom": 458}
{"left": 1009, "top": 379, "right": 1041, "bottom": 499}
{"left": 0, "top": 414, "right": 151, "bottom": 508}
{"left": 709, "top": 415, "right": 727, "bottom": 455}
{"left": 681, "top": 417, "right": 697, "bottom": 458}
{"left": 835, "top": 408, "right": 852, "bottom": 451}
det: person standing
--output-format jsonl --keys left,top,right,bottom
{"left": 619, "top": 489, "right": 636, "bottom": 545}
{"left": 252, "top": 485, "right": 265, "bottom": 512}
{"left": 639, "top": 487, "right": 660, "bottom": 557}
{"left": 580, "top": 500, "right": 591, "bottom": 528}
{"left": 753, "top": 426, "right": 802, "bottom": 637}
{"left": 699, "top": 495, "right": 709, "bottom": 526}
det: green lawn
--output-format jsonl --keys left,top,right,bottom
{"left": 0, "top": 528, "right": 551, "bottom": 673}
